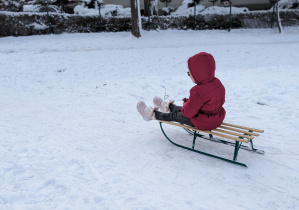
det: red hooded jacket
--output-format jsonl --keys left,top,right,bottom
{"left": 181, "top": 52, "right": 226, "bottom": 130}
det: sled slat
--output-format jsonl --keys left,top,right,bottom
{"left": 218, "top": 125, "right": 259, "bottom": 136}
{"left": 213, "top": 128, "right": 254, "bottom": 139}
{"left": 209, "top": 131, "right": 249, "bottom": 143}
{"left": 222, "top": 122, "right": 264, "bottom": 133}
{"left": 158, "top": 120, "right": 249, "bottom": 143}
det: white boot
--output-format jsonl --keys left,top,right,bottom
{"left": 137, "top": 101, "right": 158, "bottom": 121}
{"left": 153, "top": 96, "right": 175, "bottom": 113}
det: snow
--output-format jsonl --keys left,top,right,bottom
{"left": 279, "top": 0, "right": 299, "bottom": 9}
{"left": 73, "top": 1, "right": 250, "bottom": 17}
{"left": 182, "top": 0, "right": 299, "bottom": 14}
{"left": 201, "top": 6, "right": 249, "bottom": 14}
{"left": 74, "top": 4, "right": 131, "bottom": 17}
{"left": 1, "top": 28, "right": 299, "bottom": 209}
{"left": 22, "top": 5, "right": 35, "bottom": 12}
{"left": 28, "top": 22, "right": 48, "bottom": 30}
{"left": 169, "top": 0, "right": 249, "bottom": 16}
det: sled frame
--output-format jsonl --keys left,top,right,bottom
{"left": 158, "top": 121, "right": 264, "bottom": 167}
{"left": 183, "top": 128, "right": 265, "bottom": 155}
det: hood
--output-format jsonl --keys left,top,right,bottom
{"left": 187, "top": 52, "right": 216, "bottom": 84}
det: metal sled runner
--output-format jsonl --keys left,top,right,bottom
{"left": 158, "top": 120, "right": 264, "bottom": 167}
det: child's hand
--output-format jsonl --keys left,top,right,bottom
{"left": 182, "top": 98, "right": 188, "bottom": 102}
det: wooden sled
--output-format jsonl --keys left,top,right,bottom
{"left": 158, "top": 120, "right": 264, "bottom": 167}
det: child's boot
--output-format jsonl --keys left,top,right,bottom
{"left": 153, "top": 96, "right": 174, "bottom": 113}
{"left": 137, "top": 101, "right": 158, "bottom": 121}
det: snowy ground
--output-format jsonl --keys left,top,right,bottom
{"left": 1, "top": 28, "right": 299, "bottom": 209}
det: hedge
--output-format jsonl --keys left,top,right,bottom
{"left": 0, "top": 10, "right": 298, "bottom": 37}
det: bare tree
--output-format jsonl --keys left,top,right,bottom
{"left": 144, "top": 0, "right": 158, "bottom": 16}
{"left": 130, "top": 0, "right": 141, "bottom": 37}
{"left": 276, "top": 0, "right": 283, "bottom": 33}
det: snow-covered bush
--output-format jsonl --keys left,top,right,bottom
{"left": 202, "top": 6, "right": 249, "bottom": 14}
{"left": 74, "top": 0, "right": 131, "bottom": 17}
{"left": 74, "top": 3, "right": 131, "bottom": 17}
{"left": 162, "top": 7, "right": 174, "bottom": 15}
{"left": 33, "top": 5, "right": 60, "bottom": 12}
{"left": 31, "top": 0, "right": 81, "bottom": 13}
{"left": 0, "top": 0, "right": 24, "bottom": 12}
{"left": 172, "top": 0, "right": 249, "bottom": 16}
{"left": 278, "top": 0, "right": 299, "bottom": 9}
{"left": 32, "top": 0, "right": 60, "bottom": 12}
{"left": 172, "top": 0, "right": 205, "bottom": 16}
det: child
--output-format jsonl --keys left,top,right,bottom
{"left": 137, "top": 52, "right": 226, "bottom": 131}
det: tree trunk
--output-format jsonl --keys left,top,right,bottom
{"left": 130, "top": 0, "right": 141, "bottom": 37}
{"left": 276, "top": 0, "right": 282, "bottom": 33}
{"left": 144, "top": 0, "right": 150, "bottom": 16}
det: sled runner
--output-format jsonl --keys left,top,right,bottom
{"left": 158, "top": 120, "right": 264, "bottom": 167}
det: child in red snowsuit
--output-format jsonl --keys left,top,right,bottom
{"left": 137, "top": 52, "right": 226, "bottom": 130}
